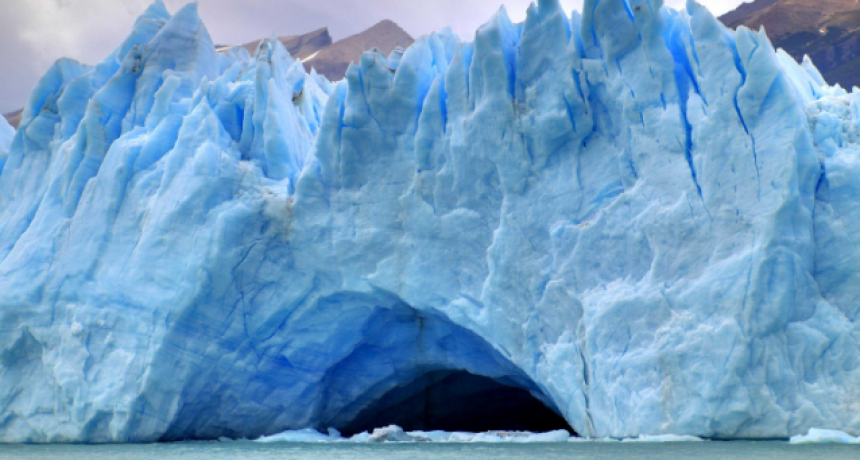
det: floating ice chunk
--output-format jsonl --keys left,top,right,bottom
{"left": 522, "top": 431, "right": 573, "bottom": 443}
{"left": 566, "top": 434, "right": 702, "bottom": 442}
{"left": 252, "top": 427, "right": 571, "bottom": 443}
{"left": 405, "top": 431, "right": 456, "bottom": 442}
{"left": 790, "top": 429, "right": 860, "bottom": 445}
{"left": 368, "top": 426, "right": 431, "bottom": 443}
{"left": 255, "top": 428, "right": 334, "bottom": 443}
{"left": 467, "top": 430, "right": 571, "bottom": 443}
{"left": 622, "top": 434, "right": 705, "bottom": 442}
{"left": 348, "top": 432, "right": 372, "bottom": 443}
{"left": 388, "top": 429, "right": 570, "bottom": 443}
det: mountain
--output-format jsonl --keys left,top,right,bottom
{"left": 720, "top": 0, "right": 860, "bottom": 89}
{"left": 2, "top": 0, "right": 860, "bottom": 444}
{"left": 220, "top": 27, "right": 333, "bottom": 60}
{"left": 303, "top": 20, "right": 414, "bottom": 81}
{"left": 220, "top": 20, "right": 415, "bottom": 81}
{"left": 718, "top": 0, "right": 780, "bottom": 26}
{"left": 3, "top": 109, "right": 21, "bottom": 130}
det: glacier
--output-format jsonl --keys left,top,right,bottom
{"left": 0, "top": 116, "right": 13, "bottom": 171}
{"left": 1, "top": 0, "right": 860, "bottom": 443}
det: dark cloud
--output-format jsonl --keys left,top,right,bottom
{"left": 0, "top": 0, "right": 744, "bottom": 114}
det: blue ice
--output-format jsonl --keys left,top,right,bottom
{"left": 0, "top": 0, "right": 859, "bottom": 443}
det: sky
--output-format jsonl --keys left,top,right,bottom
{"left": 0, "top": 0, "right": 748, "bottom": 114}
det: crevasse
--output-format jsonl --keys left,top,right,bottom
{"left": 0, "top": 0, "right": 859, "bottom": 443}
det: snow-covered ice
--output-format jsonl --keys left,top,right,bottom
{"left": 790, "top": 428, "right": 860, "bottom": 444}
{"left": 1, "top": 0, "right": 860, "bottom": 443}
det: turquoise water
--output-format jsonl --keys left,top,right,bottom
{"left": 0, "top": 442, "right": 856, "bottom": 460}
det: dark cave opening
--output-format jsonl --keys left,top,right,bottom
{"left": 338, "top": 370, "right": 576, "bottom": 436}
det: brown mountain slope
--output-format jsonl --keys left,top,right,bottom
{"left": 303, "top": 20, "right": 414, "bottom": 81}
{"left": 217, "top": 20, "right": 414, "bottom": 82}
{"left": 720, "top": 0, "right": 860, "bottom": 89}
{"left": 230, "top": 27, "right": 334, "bottom": 60}
{"left": 4, "top": 109, "right": 22, "bottom": 130}
{"left": 720, "top": 0, "right": 780, "bottom": 29}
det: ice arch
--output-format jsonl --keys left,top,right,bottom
{"left": 154, "top": 291, "right": 573, "bottom": 441}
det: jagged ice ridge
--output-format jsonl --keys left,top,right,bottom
{"left": 1, "top": 0, "right": 859, "bottom": 443}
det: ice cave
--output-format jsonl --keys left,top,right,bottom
{"left": 154, "top": 293, "right": 573, "bottom": 441}
{"left": 338, "top": 370, "right": 574, "bottom": 436}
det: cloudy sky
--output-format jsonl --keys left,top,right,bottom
{"left": 0, "top": 0, "right": 747, "bottom": 114}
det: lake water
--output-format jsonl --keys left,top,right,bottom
{"left": 0, "top": 441, "right": 857, "bottom": 460}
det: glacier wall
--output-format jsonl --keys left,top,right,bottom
{"left": 0, "top": 116, "right": 13, "bottom": 171}
{"left": 1, "top": 0, "right": 859, "bottom": 442}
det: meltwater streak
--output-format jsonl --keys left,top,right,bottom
{"left": 0, "top": 442, "right": 858, "bottom": 460}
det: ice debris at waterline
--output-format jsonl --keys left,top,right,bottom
{"left": 251, "top": 425, "right": 704, "bottom": 443}
{"left": 790, "top": 428, "right": 860, "bottom": 445}
{"left": 254, "top": 426, "right": 574, "bottom": 443}
{"left": 1, "top": 0, "right": 860, "bottom": 443}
